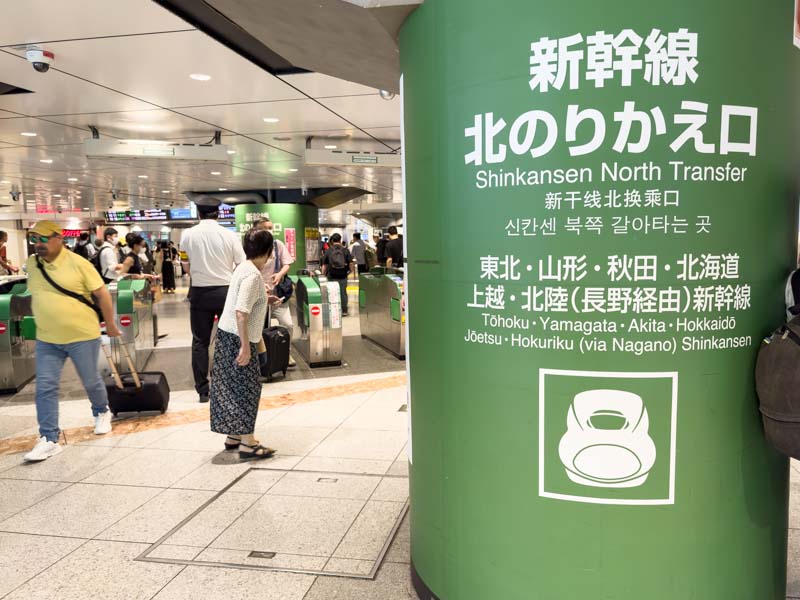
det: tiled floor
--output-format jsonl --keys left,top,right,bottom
{"left": 0, "top": 372, "right": 417, "bottom": 599}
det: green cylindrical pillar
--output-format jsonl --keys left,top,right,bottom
{"left": 400, "top": 2, "right": 800, "bottom": 598}
{"left": 233, "top": 203, "right": 320, "bottom": 271}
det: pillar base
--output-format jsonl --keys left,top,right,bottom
{"left": 411, "top": 561, "right": 440, "bottom": 600}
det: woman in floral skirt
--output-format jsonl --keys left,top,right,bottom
{"left": 209, "top": 228, "right": 278, "bottom": 460}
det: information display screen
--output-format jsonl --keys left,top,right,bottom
{"left": 104, "top": 209, "right": 169, "bottom": 222}
{"left": 218, "top": 203, "right": 234, "bottom": 220}
{"left": 168, "top": 207, "right": 195, "bottom": 220}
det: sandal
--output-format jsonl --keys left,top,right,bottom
{"left": 224, "top": 435, "right": 241, "bottom": 451}
{"left": 238, "top": 443, "right": 276, "bottom": 461}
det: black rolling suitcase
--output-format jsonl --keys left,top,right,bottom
{"left": 102, "top": 342, "right": 170, "bottom": 416}
{"left": 261, "top": 326, "right": 290, "bottom": 381}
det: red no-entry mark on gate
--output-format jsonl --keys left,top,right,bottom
{"left": 120, "top": 316, "right": 132, "bottom": 327}
{"left": 0, "top": 323, "right": 7, "bottom": 334}
{"left": 311, "top": 306, "right": 321, "bottom": 316}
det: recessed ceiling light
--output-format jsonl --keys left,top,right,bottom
{"left": 189, "top": 73, "right": 211, "bottom": 81}
{"left": 52, "top": 194, "right": 61, "bottom": 198}
{"left": 279, "top": 185, "right": 287, "bottom": 189}
{"left": 210, "top": 171, "right": 221, "bottom": 175}
{"left": 324, "top": 145, "right": 337, "bottom": 150}
{"left": 0, "top": 180, "right": 9, "bottom": 184}
{"left": 138, "top": 175, "right": 148, "bottom": 179}
{"left": 288, "top": 168, "right": 298, "bottom": 172}
{"left": 161, "top": 190, "right": 170, "bottom": 193}
{"left": 40, "top": 159, "right": 53, "bottom": 164}
{"left": 20, "top": 132, "right": 37, "bottom": 137}
{"left": 68, "top": 177, "right": 78, "bottom": 182}
{"left": 218, "top": 188, "right": 227, "bottom": 191}
{"left": 340, "top": 183, "right": 349, "bottom": 186}
{"left": 226, "top": 150, "right": 236, "bottom": 155}
{"left": 273, "top": 136, "right": 291, "bottom": 141}
{"left": 262, "top": 117, "right": 280, "bottom": 123}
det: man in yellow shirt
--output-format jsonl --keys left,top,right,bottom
{"left": 23, "top": 221, "right": 121, "bottom": 462}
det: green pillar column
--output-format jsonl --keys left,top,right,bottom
{"left": 233, "top": 203, "right": 320, "bottom": 271}
{"left": 400, "top": 2, "right": 800, "bottom": 598}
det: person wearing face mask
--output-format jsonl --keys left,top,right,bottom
{"left": 22, "top": 221, "right": 122, "bottom": 462}
{"left": 99, "top": 227, "right": 122, "bottom": 283}
{"left": 118, "top": 233, "right": 158, "bottom": 282}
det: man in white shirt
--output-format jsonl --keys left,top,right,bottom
{"left": 99, "top": 227, "right": 121, "bottom": 283}
{"left": 181, "top": 204, "right": 246, "bottom": 402}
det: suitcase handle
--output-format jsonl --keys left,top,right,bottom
{"left": 102, "top": 339, "right": 142, "bottom": 390}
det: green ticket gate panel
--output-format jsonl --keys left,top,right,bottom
{"left": 293, "top": 273, "right": 343, "bottom": 367}
{"left": 0, "top": 281, "right": 35, "bottom": 393}
{"left": 400, "top": 1, "right": 799, "bottom": 599}
{"left": 105, "top": 279, "right": 155, "bottom": 376}
{"left": 359, "top": 267, "right": 406, "bottom": 359}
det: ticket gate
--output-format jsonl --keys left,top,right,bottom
{"left": 105, "top": 279, "right": 156, "bottom": 375}
{"left": 292, "top": 271, "right": 343, "bottom": 367}
{"left": 0, "top": 280, "right": 36, "bottom": 393}
{"left": 359, "top": 267, "right": 405, "bottom": 359}
{"left": 0, "top": 275, "right": 28, "bottom": 295}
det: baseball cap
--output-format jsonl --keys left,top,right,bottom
{"left": 29, "top": 220, "right": 62, "bottom": 237}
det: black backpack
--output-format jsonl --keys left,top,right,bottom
{"left": 755, "top": 317, "right": 800, "bottom": 459}
{"left": 73, "top": 242, "right": 90, "bottom": 260}
{"left": 328, "top": 245, "right": 347, "bottom": 270}
{"left": 90, "top": 246, "right": 114, "bottom": 283}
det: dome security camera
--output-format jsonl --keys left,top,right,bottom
{"left": 26, "top": 48, "right": 54, "bottom": 73}
{"left": 9, "top": 191, "right": 20, "bottom": 202}
{"left": 111, "top": 189, "right": 119, "bottom": 200}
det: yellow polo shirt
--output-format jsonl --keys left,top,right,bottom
{"left": 26, "top": 249, "right": 105, "bottom": 344}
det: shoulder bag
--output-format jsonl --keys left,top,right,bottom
{"left": 273, "top": 243, "right": 293, "bottom": 302}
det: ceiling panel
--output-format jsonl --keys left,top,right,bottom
{"left": 47, "top": 109, "right": 215, "bottom": 140}
{"left": 0, "top": 117, "right": 94, "bottom": 146}
{"left": 247, "top": 130, "right": 393, "bottom": 158}
{"left": 216, "top": 136, "right": 290, "bottom": 164}
{"left": 279, "top": 72, "right": 378, "bottom": 98}
{"left": 0, "top": 51, "right": 154, "bottom": 115}
{"left": 318, "top": 93, "right": 401, "bottom": 129}
{"left": 180, "top": 100, "right": 351, "bottom": 139}
{"left": 365, "top": 127, "right": 401, "bottom": 146}
{"left": 0, "top": 4, "right": 406, "bottom": 215}
{"left": 41, "top": 31, "right": 304, "bottom": 109}
{"left": 0, "top": 0, "right": 191, "bottom": 47}
{"left": 0, "top": 145, "right": 123, "bottom": 172}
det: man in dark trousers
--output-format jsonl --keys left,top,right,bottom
{"left": 180, "top": 205, "right": 245, "bottom": 402}
{"left": 322, "top": 233, "right": 353, "bottom": 316}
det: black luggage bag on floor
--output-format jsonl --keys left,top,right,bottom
{"left": 102, "top": 342, "right": 170, "bottom": 416}
{"left": 261, "top": 326, "right": 290, "bottom": 382}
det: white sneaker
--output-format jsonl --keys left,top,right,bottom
{"left": 24, "top": 436, "right": 63, "bottom": 462}
{"left": 94, "top": 411, "right": 112, "bottom": 435}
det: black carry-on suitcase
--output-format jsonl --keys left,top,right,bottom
{"left": 261, "top": 326, "right": 290, "bottom": 381}
{"left": 102, "top": 341, "right": 170, "bottom": 416}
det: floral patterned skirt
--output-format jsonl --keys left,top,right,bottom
{"left": 209, "top": 329, "right": 261, "bottom": 435}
